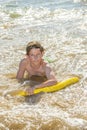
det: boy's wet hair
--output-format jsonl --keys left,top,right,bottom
{"left": 26, "top": 41, "right": 45, "bottom": 55}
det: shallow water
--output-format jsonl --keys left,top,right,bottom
{"left": 0, "top": 0, "right": 87, "bottom": 129}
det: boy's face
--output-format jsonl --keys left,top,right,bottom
{"left": 28, "top": 48, "right": 43, "bottom": 65}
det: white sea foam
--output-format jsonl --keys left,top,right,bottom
{"left": 0, "top": 0, "right": 87, "bottom": 129}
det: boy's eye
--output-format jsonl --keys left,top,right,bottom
{"left": 30, "top": 54, "right": 34, "bottom": 57}
{"left": 29, "top": 54, "right": 41, "bottom": 58}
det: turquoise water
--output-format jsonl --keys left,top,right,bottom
{"left": 0, "top": 0, "right": 87, "bottom": 129}
{"left": 0, "top": 0, "right": 87, "bottom": 10}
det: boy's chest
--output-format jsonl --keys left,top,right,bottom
{"left": 26, "top": 64, "right": 45, "bottom": 76}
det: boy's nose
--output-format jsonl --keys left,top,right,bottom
{"left": 33, "top": 55, "right": 39, "bottom": 60}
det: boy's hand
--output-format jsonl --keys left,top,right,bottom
{"left": 26, "top": 87, "right": 35, "bottom": 95}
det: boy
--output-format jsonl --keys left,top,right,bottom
{"left": 16, "top": 41, "right": 57, "bottom": 95}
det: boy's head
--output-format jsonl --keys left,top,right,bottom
{"left": 26, "top": 41, "right": 44, "bottom": 55}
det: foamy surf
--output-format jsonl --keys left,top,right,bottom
{"left": 0, "top": 0, "right": 87, "bottom": 129}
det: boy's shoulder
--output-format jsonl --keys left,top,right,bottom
{"left": 42, "top": 60, "right": 51, "bottom": 68}
{"left": 20, "top": 58, "right": 29, "bottom": 65}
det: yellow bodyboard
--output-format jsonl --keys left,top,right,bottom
{"left": 18, "top": 77, "right": 79, "bottom": 96}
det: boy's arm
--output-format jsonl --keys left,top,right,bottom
{"left": 34, "top": 65, "right": 57, "bottom": 89}
{"left": 26, "top": 64, "right": 57, "bottom": 95}
{"left": 16, "top": 59, "right": 26, "bottom": 81}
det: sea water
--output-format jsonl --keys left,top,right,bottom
{"left": 0, "top": 0, "right": 87, "bottom": 129}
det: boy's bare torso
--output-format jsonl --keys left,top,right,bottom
{"left": 22, "top": 58, "right": 47, "bottom": 78}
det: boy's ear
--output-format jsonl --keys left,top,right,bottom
{"left": 42, "top": 51, "right": 44, "bottom": 56}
